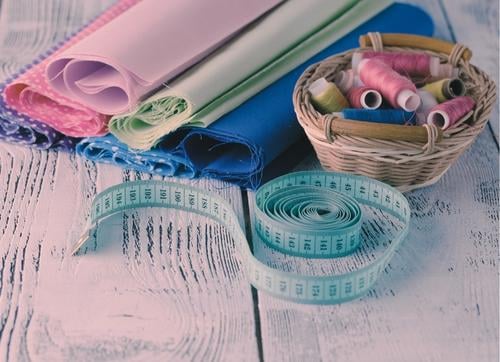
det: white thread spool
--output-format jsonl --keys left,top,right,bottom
{"left": 416, "top": 89, "right": 438, "bottom": 125}
{"left": 429, "top": 57, "right": 459, "bottom": 78}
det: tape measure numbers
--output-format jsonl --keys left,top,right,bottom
{"left": 73, "top": 171, "right": 410, "bottom": 305}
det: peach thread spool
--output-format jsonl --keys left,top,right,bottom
{"left": 358, "top": 58, "right": 420, "bottom": 112}
{"left": 422, "top": 78, "right": 466, "bottom": 103}
{"left": 308, "top": 77, "right": 349, "bottom": 114}
{"left": 347, "top": 86, "right": 383, "bottom": 110}
{"left": 427, "top": 96, "right": 475, "bottom": 130}
{"left": 334, "top": 69, "right": 363, "bottom": 93}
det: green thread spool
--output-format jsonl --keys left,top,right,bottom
{"left": 422, "top": 78, "right": 466, "bottom": 103}
{"left": 309, "top": 78, "right": 349, "bottom": 114}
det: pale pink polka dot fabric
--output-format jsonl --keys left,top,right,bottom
{"left": 3, "top": 0, "right": 141, "bottom": 138}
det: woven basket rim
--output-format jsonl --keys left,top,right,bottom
{"left": 293, "top": 45, "right": 497, "bottom": 163}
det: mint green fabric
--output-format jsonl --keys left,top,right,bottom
{"left": 109, "top": 0, "right": 392, "bottom": 150}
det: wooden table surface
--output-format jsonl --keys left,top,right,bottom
{"left": 0, "top": 0, "right": 498, "bottom": 361}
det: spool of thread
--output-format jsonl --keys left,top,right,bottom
{"left": 333, "top": 108, "right": 416, "bottom": 125}
{"left": 416, "top": 90, "right": 438, "bottom": 125}
{"left": 421, "top": 78, "right": 466, "bottom": 103}
{"left": 347, "top": 86, "right": 383, "bottom": 109}
{"left": 427, "top": 96, "right": 475, "bottom": 130}
{"left": 334, "top": 69, "right": 363, "bottom": 93}
{"left": 358, "top": 58, "right": 420, "bottom": 112}
{"left": 352, "top": 51, "right": 456, "bottom": 78}
{"left": 308, "top": 77, "right": 349, "bottom": 114}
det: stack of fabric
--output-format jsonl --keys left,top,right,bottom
{"left": 0, "top": 0, "right": 434, "bottom": 189}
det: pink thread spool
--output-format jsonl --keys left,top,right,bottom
{"left": 334, "top": 69, "right": 363, "bottom": 93}
{"left": 416, "top": 89, "right": 438, "bottom": 125}
{"left": 358, "top": 58, "right": 420, "bottom": 111}
{"left": 427, "top": 96, "right": 475, "bottom": 130}
{"left": 352, "top": 51, "right": 457, "bottom": 78}
{"left": 347, "top": 86, "right": 383, "bottom": 109}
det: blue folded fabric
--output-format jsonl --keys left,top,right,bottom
{"left": 77, "top": 3, "right": 434, "bottom": 189}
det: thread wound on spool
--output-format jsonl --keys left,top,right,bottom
{"left": 335, "top": 69, "right": 364, "bottom": 93}
{"left": 422, "top": 78, "right": 466, "bottom": 102}
{"left": 341, "top": 108, "right": 416, "bottom": 125}
{"left": 347, "top": 86, "right": 382, "bottom": 109}
{"left": 357, "top": 51, "right": 430, "bottom": 77}
{"left": 416, "top": 89, "right": 438, "bottom": 125}
{"left": 355, "top": 51, "right": 456, "bottom": 79}
{"left": 308, "top": 77, "right": 349, "bottom": 114}
{"left": 429, "top": 57, "right": 456, "bottom": 78}
{"left": 427, "top": 95, "right": 475, "bottom": 130}
{"left": 358, "top": 58, "right": 420, "bottom": 111}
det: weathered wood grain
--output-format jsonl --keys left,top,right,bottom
{"left": 0, "top": 1, "right": 259, "bottom": 361}
{"left": 250, "top": 1, "right": 499, "bottom": 361}
{"left": 252, "top": 130, "right": 498, "bottom": 362}
{"left": 0, "top": 0, "right": 113, "bottom": 80}
{"left": 442, "top": 0, "right": 499, "bottom": 142}
{"left": 0, "top": 143, "right": 260, "bottom": 361}
{"left": 0, "top": 0, "right": 497, "bottom": 361}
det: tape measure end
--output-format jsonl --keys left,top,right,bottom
{"left": 71, "top": 230, "right": 91, "bottom": 256}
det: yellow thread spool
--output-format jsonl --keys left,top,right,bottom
{"left": 422, "top": 78, "right": 465, "bottom": 103}
{"left": 308, "top": 78, "right": 349, "bottom": 114}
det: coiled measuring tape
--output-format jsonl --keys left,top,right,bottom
{"left": 73, "top": 171, "right": 410, "bottom": 305}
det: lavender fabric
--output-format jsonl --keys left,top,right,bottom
{"left": 46, "top": 0, "right": 282, "bottom": 115}
{"left": 77, "top": 3, "right": 434, "bottom": 189}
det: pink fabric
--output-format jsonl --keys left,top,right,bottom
{"left": 45, "top": 0, "right": 283, "bottom": 115}
{"left": 3, "top": 0, "right": 141, "bottom": 137}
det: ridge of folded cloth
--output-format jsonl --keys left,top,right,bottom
{"left": 0, "top": 81, "right": 78, "bottom": 150}
{"left": 108, "top": 0, "right": 371, "bottom": 150}
{"left": 3, "top": 0, "right": 141, "bottom": 138}
{"left": 45, "top": 0, "right": 283, "bottom": 115}
{"left": 77, "top": 2, "right": 434, "bottom": 189}
{"left": 77, "top": 133, "right": 197, "bottom": 178}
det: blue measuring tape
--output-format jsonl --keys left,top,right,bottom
{"left": 73, "top": 171, "right": 410, "bottom": 304}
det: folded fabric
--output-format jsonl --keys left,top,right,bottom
{"left": 0, "top": 1, "right": 120, "bottom": 149}
{"left": 46, "top": 0, "right": 282, "bottom": 116}
{"left": 78, "top": 2, "right": 434, "bottom": 189}
{"left": 77, "top": 133, "right": 196, "bottom": 177}
{"left": 108, "top": 0, "right": 371, "bottom": 150}
{"left": 0, "top": 82, "right": 77, "bottom": 149}
{"left": 3, "top": 0, "right": 141, "bottom": 138}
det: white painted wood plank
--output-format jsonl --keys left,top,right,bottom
{"left": 0, "top": 0, "right": 259, "bottom": 360}
{"left": 0, "top": 0, "right": 115, "bottom": 81}
{"left": 253, "top": 129, "right": 498, "bottom": 362}
{"left": 0, "top": 0, "right": 496, "bottom": 361}
{"left": 0, "top": 144, "right": 260, "bottom": 361}
{"left": 442, "top": 0, "right": 499, "bottom": 142}
{"left": 251, "top": 1, "right": 499, "bottom": 361}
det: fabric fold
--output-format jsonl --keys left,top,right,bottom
{"left": 46, "top": 0, "right": 283, "bottom": 115}
{"left": 77, "top": 2, "right": 434, "bottom": 189}
{"left": 3, "top": 0, "right": 141, "bottom": 138}
{"left": 108, "top": 0, "right": 368, "bottom": 150}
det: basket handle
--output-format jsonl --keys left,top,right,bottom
{"left": 359, "top": 32, "right": 472, "bottom": 63}
{"left": 326, "top": 116, "right": 443, "bottom": 144}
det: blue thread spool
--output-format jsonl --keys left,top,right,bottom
{"left": 334, "top": 108, "right": 416, "bottom": 125}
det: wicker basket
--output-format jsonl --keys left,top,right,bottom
{"left": 293, "top": 32, "right": 497, "bottom": 191}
